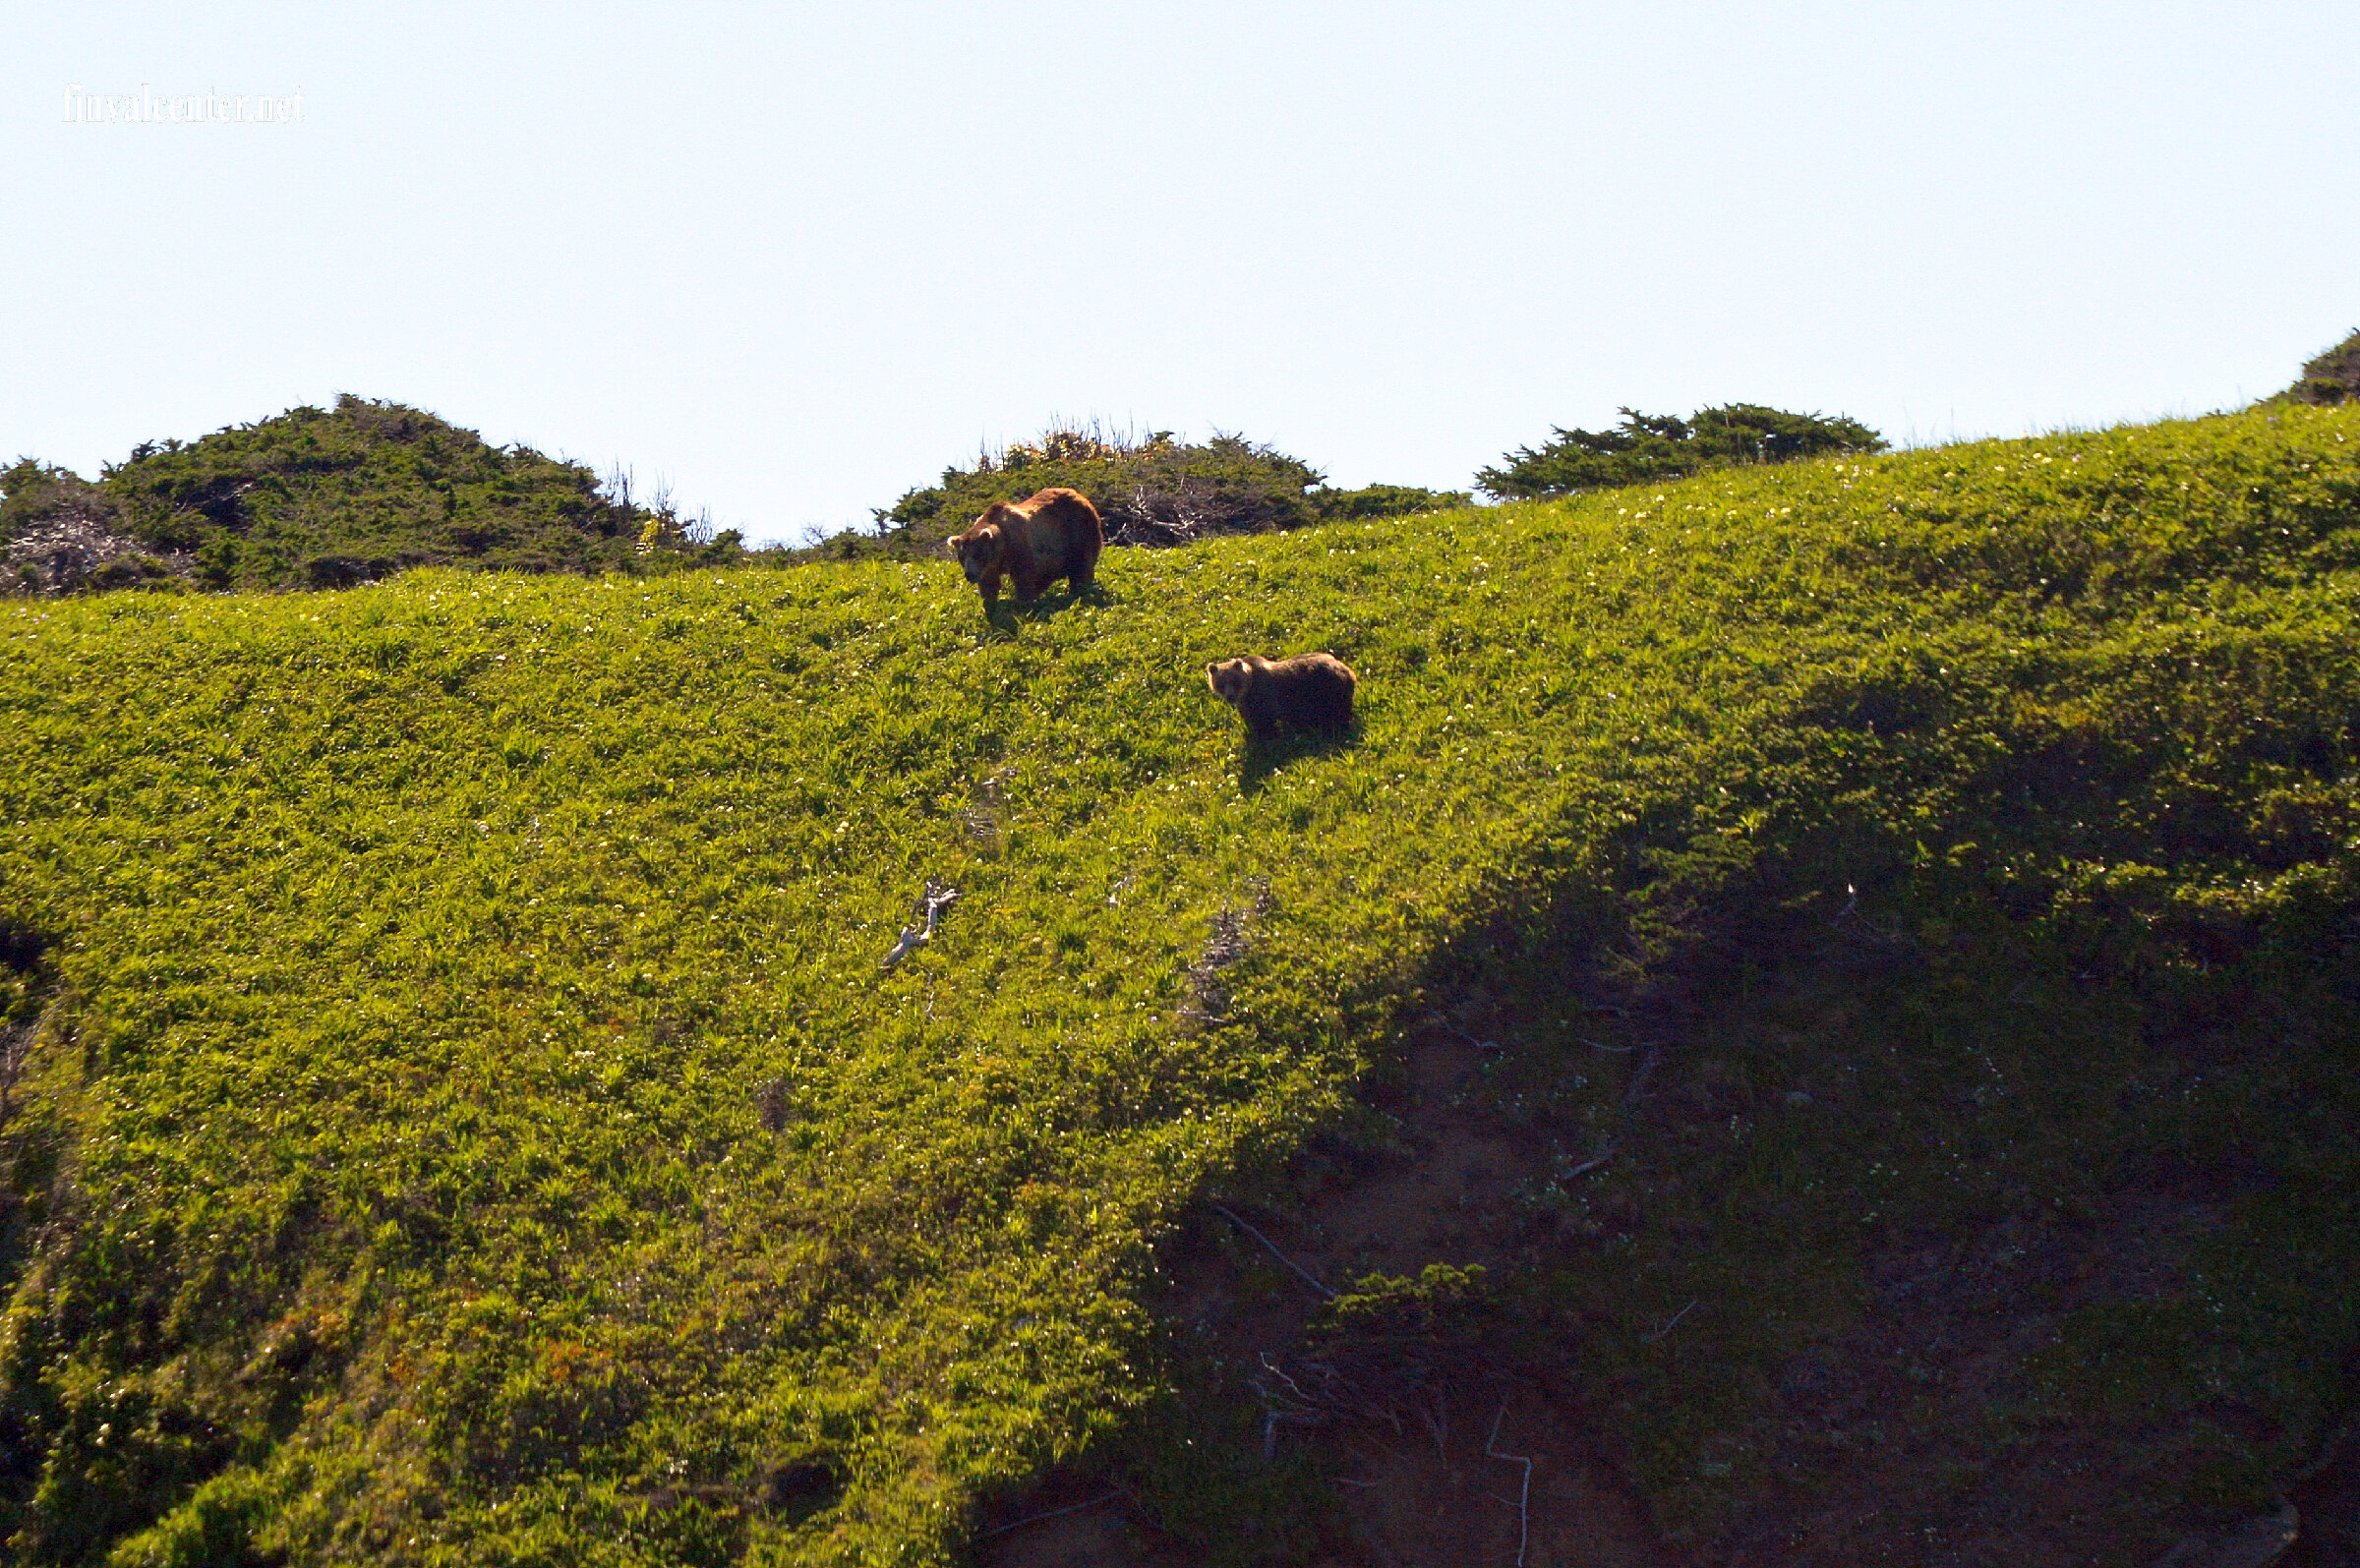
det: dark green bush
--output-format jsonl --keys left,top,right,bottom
{"left": 1477, "top": 403, "right": 1888, "bottom": 499}
{"left": 0, "top": 460, "right": 113, "bottom": 540}
{"left": 89, "top": 395, "right": 742, "bottom": 591}
{"left": 1309, "top": 483, "right": 1472, "bottom": 523}
{"left": 2269, "top": 326, "right": 2360, "bottom": 407}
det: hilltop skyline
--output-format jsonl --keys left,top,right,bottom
{"left": 5, "top": 1, "right": 2357, "bottom": 543}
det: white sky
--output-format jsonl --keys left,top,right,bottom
{"left": 4, "top": 3, "right": 2356, "bottom": 545}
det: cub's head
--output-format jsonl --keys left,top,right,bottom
{"left": 1206, "top": 658, "right": 1256, "bottom": 708}
{"left": 946, "top": 517, "right": 1007, "bottom": 584}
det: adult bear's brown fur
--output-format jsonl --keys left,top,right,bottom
{"left": 1207, "top": 653, "right": 1359, "bottom": 744}
{"left": 945, "top": 487, "right": 1103, "bottom": 610}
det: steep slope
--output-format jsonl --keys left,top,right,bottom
{"left": 0, "top": 407, "right": 2355, "bottom": 1565}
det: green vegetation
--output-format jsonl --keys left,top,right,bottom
{"left": 1, "top": 403, "right": 2356, "bottom": 1564}
{"left": 0, "top": 462, "right": 185, "bottom": 596}
{"left": 2271, "top": 325, "right": 2360, "bottom": 408}
{"left": 3, "top": 396, "right": 745, "bottom": 597}
{"left": 871, "top": 427, "right": 1469, "bottom": 552}
{"left": 1477, "top": 402, "right": 1887, "bottom": 498}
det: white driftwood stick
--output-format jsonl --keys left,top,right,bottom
{"left": 881, "top": 884, "right": 958, "bottom": 969}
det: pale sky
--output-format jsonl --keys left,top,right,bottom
{"left": 5, "top": 3, "right": 2356, "bottom": 545}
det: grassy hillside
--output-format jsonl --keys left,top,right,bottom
{"left": 0, "top": 406, "right": 2356, "bottom": 1564}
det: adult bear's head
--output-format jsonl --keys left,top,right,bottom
{"left": 946, "top": 507, "right": 1015, "bottom": 585}
{"left": 1206, "top": 656, "right": 1263, "bottom": 707}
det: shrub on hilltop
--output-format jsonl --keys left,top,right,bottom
{"left": 2, "top": 395, "right": 747, "bottom": 596}
{"left": 871, "top": 425, "right": 1470, "bottom": 552}
{"left": 1477, "top": 402, "right": 1887, "bottom": 499}
{"left": 2269, "top": 326, "right": 2360, "bottom": 407}
{"left": 0, "top": 460, "right": 184, "bottom": 595}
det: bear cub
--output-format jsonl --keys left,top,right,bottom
{"left": 946, "top": 487, "right": 1103, "bottom": 610}
{"left": 1207, "top": 653, "right": 1359, "bottom": 744}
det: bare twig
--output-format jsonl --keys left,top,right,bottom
{"left": 1215, "top": 1205, "right": 1335, "bottom": 1300}
{"left": 1419, "top": 1387, "right": 1449, "bottom": 1462}
{"left": 1643, "top": 1300, "right": 1701, "bottom": 1342}
{"left": 1429, "top": 1013, "right": 1503, "bottom": 1051}
{"left": 980, "top": 1489, "right": 1124, "bottom": 1539}
{"left": 881, "top": 879, "right": 959, "bottom": 968}
{"left": 1563, "top": 1144, "right": 1618, "bottom": 1179}
{"left": 1485, "top": 1398, "right": 1533, "bottom": 1568}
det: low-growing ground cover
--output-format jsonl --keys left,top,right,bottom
{"left": 0, "top": 405, "right": 2355, "bottom": 1565}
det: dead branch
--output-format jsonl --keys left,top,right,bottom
{"left": 1250, "top": 1352, "right": 1419, "bottom": 1460}
{"left": 1563, "top": 1144, "right": 1617, "bottom": 1180}
{"left": 1216, "top": 1205, "right": 1334, "bottom": 1300}
{"left": 981, "top": 1489, "right": 1124, "bottom": 1539}
{"left": 1643, "top": 1299, "right": 1701, "bottom": 1342}
{"left": 1485, "top": 1398, "right": 1533, "bottom": 1568}
{"left": 881, "top": 879, "right": 958, "bottom": 969}
{"left": 1418, "top": 1386, "right": 1449, "bottom": 1462}
{"left": 1429, "top": 1013, "right": 1503, "bottom": 1050}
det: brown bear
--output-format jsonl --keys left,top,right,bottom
{"left": 1207, "top": 653, "right": 1359, "bottom": 744}
{"left": 945, "top": 487, "right": 1103, "bottom": 610}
